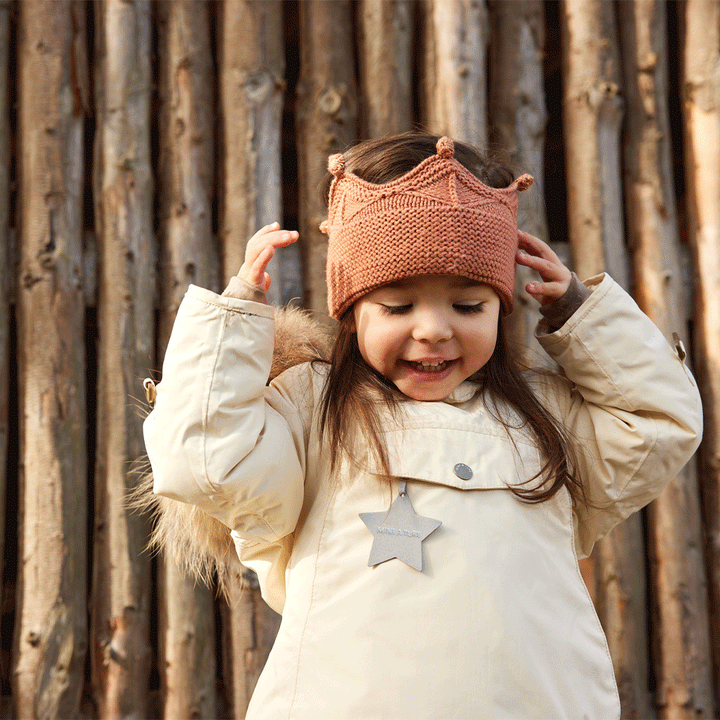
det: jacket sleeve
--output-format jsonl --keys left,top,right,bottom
{"left": 536, "top": 273, "right": 703, "bottom": 558}
{"left": 143, "top": 285, "right": 308, "bottom": 545}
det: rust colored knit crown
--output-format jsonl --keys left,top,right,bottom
{"left": 320, "top": 136, "right": 533, "bottom": 318}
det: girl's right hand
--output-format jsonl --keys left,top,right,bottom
{"left": 237, "top": 223, "right": 299, "bottom": 292}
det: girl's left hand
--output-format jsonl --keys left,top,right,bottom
{"left": 515, "top": 231, "right": 572, "bottom": 305}
{"left": 238, "top": 222, "right": 299, "bottom": 292}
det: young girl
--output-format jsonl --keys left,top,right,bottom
{"left": 143, "top": 134, "right": 702, "bottom": 720}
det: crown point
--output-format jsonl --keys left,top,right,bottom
{"left": 515, "top": 174, "right": 534, "bottom": 191}
{"left": 436, "top": 137, "right": 454, "bottom": 159}
{"left": 328, "top": 153, "right": 346, "bottom": 178}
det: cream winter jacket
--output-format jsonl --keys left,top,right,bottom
{"left": 143, "top": 273, "right": 702, "bottom": 720}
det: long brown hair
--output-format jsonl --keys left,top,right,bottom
{"left": 317, "top": 133, "right": 584, "bottom": 505}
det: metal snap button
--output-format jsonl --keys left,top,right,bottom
{"left": 672, "top": 332, "right": 686, "bottom": 362}
{"left": 143, "top": 378, "right": 157, "bottom": 405}
{"left": 454, "top": 463, "right": 473, "bottom": 480}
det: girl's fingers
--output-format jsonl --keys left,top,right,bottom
{"left": 239, "top": 224, "right": 299, "bottom": 290}
{"left": 516, "top": 230, "right": 572, "bottom": 303}
{"left": 526, "top": 280, "right": 569, "bottom": 304}
{"left": 515, "top": 250, "right": 565, "bottom": 281}
{"left": 517, "top": 230, "right": 554, "bottom": 254}
{"left": 245, "top": 245, "right": 275, "bottom": 289}
{"left": 247, "top": 228, "right": 298, "bottom": 259}
{"left": 517, "top": 232, "right": 565, "bottom": 266}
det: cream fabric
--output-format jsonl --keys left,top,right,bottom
{"left": 144, "top": 273, "right": 702, "bottom": 720}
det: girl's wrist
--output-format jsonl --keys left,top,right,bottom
{"left": 222, "top": 275, "right": 268, "bottom": 303}
{"left": 538, "top": 273, "right": 590, "bottom": 332}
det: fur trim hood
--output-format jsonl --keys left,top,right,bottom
{"left": 132, "top": 304, "right": 333, "bottom": 593}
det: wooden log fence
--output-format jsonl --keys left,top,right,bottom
{"left": 1, "top": 1, "right": 719, "bottom": 718}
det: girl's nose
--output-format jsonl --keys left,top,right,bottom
{"left": 411, "top": 309, "right": 453, "bottom": 343}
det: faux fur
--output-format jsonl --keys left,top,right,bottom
{"left": 131, "top": 305, "right": 333, "bottom": 594}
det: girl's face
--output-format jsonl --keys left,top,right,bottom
{"left": 352, "top": 275, "right": 501, "bottom": 401}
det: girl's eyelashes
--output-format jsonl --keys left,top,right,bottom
{"left": 378, "top": 302, "right": 485, "bottom": 315}
{"left": 453, "top": 303, "right": 485, "bottom": 314}
{"left": 379, "top": 304, "right": 412, "bottom": 315}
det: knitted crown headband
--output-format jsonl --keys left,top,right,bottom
{"left": 320, "top": 136, "right": 533, "bottom": 319}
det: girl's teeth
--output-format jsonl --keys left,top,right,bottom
{"left": 411, "top": 360, "right": 449, "bottom": 372}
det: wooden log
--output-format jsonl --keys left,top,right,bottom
{"left": 487, "top": 0, "right": 547, "bottom": 356}
{"left": 219, "top": 0, "right": 296, "bottom": 307}
{"left": 619, "top": 2, "right": 715, "bottom": 717}
{"left": 592, "top": 517, "right": 650, "bottom": 719}
{"left": 357, "top": 0, "right": 414, "bottom": 137}
{"left": 157, "top": 2, "right": 218, "bottom": 717}
{"left": 296, "top": 0, "right": 358, "bottom": 313}
{"left": 158, "top": 561, "right": 218, "bottom": 720}
{"left": 91, "top": 1, "right": 153, "bottom": 716}
{"left": 560, "top": 0, "right": 628, "bottom": 288}
{"left": 0, "top": 0, "right": 10, "bottom": 610}
{"left": 681, "top": 0, "right": 720, "bottom": 701}
{"left": 13, "top": 2, "right": 88, "bottom": 717}
{"left": 488, "top": 0, "right": 546, "bottom": 234}
{"left": 560, "top": 3, "right": 651, "bottom": 716}
{"left": 420, "top": 0, "right": 489, "bottom": 146}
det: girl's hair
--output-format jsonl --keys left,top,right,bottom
{"left": 317, "top": 133, "right": 584, "bottom": 505}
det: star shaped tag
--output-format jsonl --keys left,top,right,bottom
{"left": 359, "top": 483, "right": 441, "bottom": 571}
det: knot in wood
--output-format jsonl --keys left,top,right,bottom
{"left": 318, "top": 85, "right": 344, "bottom": 115}
{"left": 639, "top": 52, "right": 658, "bottom": 73}
{"left": 243, "top": 70, "right": 274, "bottom": 103}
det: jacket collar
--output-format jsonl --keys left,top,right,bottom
{"left": 443, "top": 380, "right": 482, "bottom": 404}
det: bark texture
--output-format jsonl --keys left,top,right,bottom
{"left": 421, "top": 0, "right": 489, "bottom": 146}
{"left": 157, "top": 2, "right": 218, "bottom": 717}
{"left": 223, "top": 573, "right": 281, "bottom": 719}
{"left": 682, "top": 0, "right": 720, "bottom": 701}
{"left": 619, "top": 2, "right": 714, "bottom": 718}
{"left": 158, "top": 562, "right": 217, "bottom": 720}
{"left": 0, "top": 0, "right": 10, "bottom": 603}
{"left": 91, "top": 1, "right": 153, "bottom": 717}
{"left": 14, "top": 2, "right": 88, "bottom": 718}
{"left": 592, "top": 518, "right": 649, "bottom": 719}
{"left": 488, "top": 0, "right": 547, "bottom": 355}
{"left": 358, "top": 0, "right": 414, "bottom": 137}
{"left": 296, "top": 0, "right": 358, "bottom": 312}
{"left": 560, "top": 0, "right": 628, "bottom": 287}
{"left": 219, "top": 0, "right": 296, "bottom": 306}
{"left": 561, "top": 3, "right": 650, "bottom": 716}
